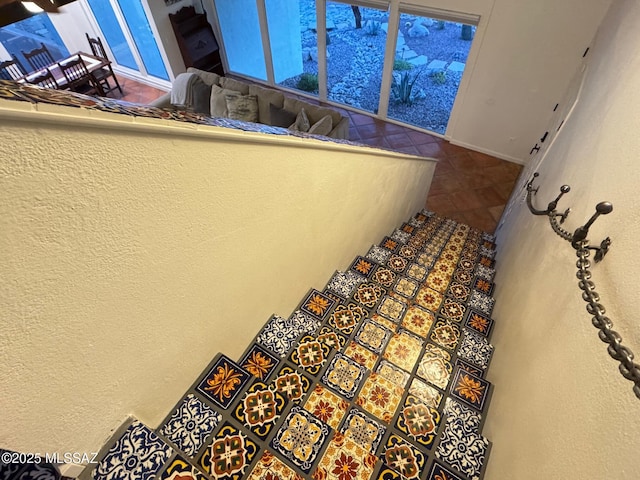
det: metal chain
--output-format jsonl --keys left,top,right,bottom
{"left": 575, "top": 241, "right": 640, "bottom": 399}
{"left": 549, "top": 213, "right": 574, "bottom": 242}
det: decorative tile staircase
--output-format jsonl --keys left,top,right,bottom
{"left": 85, "top": 210, "right": 499, "bottom": 480}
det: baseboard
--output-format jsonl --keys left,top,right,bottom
{"left": 447, "top": 139, "right": 527, "bottom": 165}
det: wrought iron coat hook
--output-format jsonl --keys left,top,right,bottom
{"left": 525, "top": 173, "right": 640, "bottom": 400}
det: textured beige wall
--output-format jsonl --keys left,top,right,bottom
{"left": 487, "top": 0, "right": 640, "bottom": 477}
{"left": 0, "top": 104, "right": 435, "bottom": 454}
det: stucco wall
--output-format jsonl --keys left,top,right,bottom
{"left": 0, "top": 104, "right": 435, "bottom": 454}
{"left": 487, "top": 0, "right": 640, "bottom": 477}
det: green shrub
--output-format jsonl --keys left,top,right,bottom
{"left": 364, "top": 20, "right": 381, "bottom": 36}
{"left": 391, "top": 69, "right": 421, "bottom": 104}
{"left": 393, "top": 58, "right": 413, "bottom": 71}
{"left": 430, "top": 70, "right": 447, "bottom": 85}
{"left": 297, "top": 73, "right": 318, "bottom": 92}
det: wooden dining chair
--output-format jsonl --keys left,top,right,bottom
{"left": 58, "top": 55, "right": 104, "bottom": 96}
{"left": 85, "top": 34, "right": 123, "bottom": 95}
{"left": 22, "top": 43, "right": 55, "bottom": 71}
{"left": 0, "top": 55, "right": 27, "bottom": 80}
{"left": 26, "top": 69, "right": 59, "bottom": 89}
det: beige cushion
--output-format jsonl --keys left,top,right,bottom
{"left": 210, "top": 84, "right": 239, "bottom": 117}
{"left": 249, "top": 84, "right": 285, "bottom": 124}
{"left": 187, "top": 67, "right": 221, "bottom": 86}
{"left": 308, "top": 114, "right": 333, "bottom": 136}
{"left": 225, "top": 94, "right": 259, "bottom": 122}
{"left": 283, "top": 97, "right": 342, "bottom": 127}
{"left": 269, "top": 104, "right": 297, "bottom": 128}
{"left": 219, "top": 77, "right": 250, "bottom": 94}
{"left": 288, "top": 108, "right": 310, "bottom": 132}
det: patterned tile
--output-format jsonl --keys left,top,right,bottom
{"left": 473, "top": 277, "right": 495, "bottom": 296}
{"left": 289, "top": 335, "right": 332, "bottom": 376}
{"left": 435, "top": 418, "right": 489, "bottom": 480}
{"left": 457, "top": 330, "right": 494, "bottom": 370}
{"left": 323, "top": 290, "right": 344, "bottom": 305}
{"left": 453, "top": 269, "right": 474, "bottom": 286}
{"left": 446, "top": 282, "right": 470, "bottom": 301}
{"left": 353, "top": 282, "right": 386, "bottom": 309}
{"left": 233, "top": 381, "right": 287, "bottom": 440}
{"left": 379, "top": 237, "right": 400, "bottom": 252}
{"left": 407, "top": 378, "right": 443, "bottom": 409}
{"left": 326, "top": 271, "right": 365, "bottom": 299}
{"left": 382, "top": 434, "right": 426, "bottom": 480}
{"left": 391, "top": 229, "right": 411, "bottom": 244}
{"left": 313, "top": 432, "right": 378, "bottom": 480}
{"left": 400, "top": 223, "right": 416, "bottom": 234}
{"left": 426, "top": 270, "right": 450, "bottom": 294}
{"left": 196, "top": 355, "right": 251, "bottom": 410}
{"left": 464, "top": 309, "right": 494, "bottom": 338}
{"left": 405, "top": 263, "right": 427, "bottom": 282}
{"left": 398, "top": 245, "right": 417, "bottom": 260}
{"left": 303, "top": 384, "right": 350, "bottom": 429}
{"left": 400, "top": 305, "right": 435, "bottom": 338}
{"left": 289, "top": 311, "right": 323, "bottom": 335}
{"left": 457, "top": 259, "right": 475, "bottom": 271}
{"left": 355, "top": 373, "right": 403, "bottom": 424}
{"left": 376, "top": 296, "right": 407, "bottom": 323}
{"left": 301, "top": 289, "right": 336, "bottom": 320}
{"left": 372, "top": 267, "right": 397, "bottom": 287}
{"left": 322, "top": 353, "right": 367, "bottom": 399}
{"left": 367, "top": 245, "right": 393, "bottom": 264}
{"left": 439, "top": 298, "right": 466, "bottom": 323}
{"left": 271, "top": 364, "right": 312, "bottom": 403}
{"left": 450, "top": 368, "right": 491, "bottom": 412}
{"left": 158, "top": 455, "right": 208, "bottom": 480}
{"left": 350, "top": 256, "right": 379, "bottom": 278}
{"left": 329, "top": 302, "right": 367, "bottom": 335}
{"left": 317, "top": 325, "right": 348, "bottom": 351}
{"left": 355, "top": 319, "right": 393, "bottom": 354}
{"left": 415, "top": 286, "right": 443, "bottom": 311}
{"left": 416, "top": 252, "right": 436, "bottom": 269}
{"left": 373, "top": 464, "right": 404, "bottom": 480}
{"left": 430, "top": 319, "right": 461, "bottom": 351}
{"left": 416, "top": 343, "right": 453, "bottom": 390}
{"left": 395, "top": 395, "right": 441, "bottom": 448}
{"left": 468, "top": 291, "right": 495, "bottom": 316}
{"left": 94, "top": 421, "right": 172, "bottom": 480}
{"left": 454, "top": 358, "right": 484, "bottom": 378}
{"left": 159, "top": 394, "right": 221, "bottom": 458}
{"left": 386, "top": 255, "right": 408, "bottom": 273}
{"left": 475, "top": 265, "right": 495, "bottom": 281}
{"left": 198, "top": 422, "right": 259, "bottom": 480}
{"left": 425, "top": 462, "right": 465, "bottom": 480}
{"left": 240, "top": 344, "right": 280, "bottom": 381}
{"left": 270, "top": 406, "right": 330, "bottom": 474}
{"left": 478, "top": 256, "right": 495, "bottom": 268}
{"left": 339, "top": 408, "right": 386, "bottom": 452}
{"left": 443, "top": 398, "right": 482, "bottom": 433}
{"left": 393, "top": 277, "right": 419, "bottom": 299}
{"left": 247, "top": 450, "right": 304, "bottom": 480}
{"left": 257, "top": 315, "right": 304, "bottom": 358}
{"left": 344, "top": 341, "right": 378, "bottom": 370}
{"left": 375, "top": 360, "right": 410, "bottom": 388}
{"left": 370, "top": 314, "right": 399, "bottom": 332}
{"left": 382, "top": 330, "right": 423, "bottom": 373}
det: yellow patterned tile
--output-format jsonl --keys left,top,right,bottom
{"left": 312, "top": 432, "right": 378, "bottom": 480}
{"left": 425, "top": 270, "right": 450, "bottom": 294}
{"left": 400, "top": 305, "right": 435, "bottom": 338}
{"left": 344, "top": 341, "right": 378, "bottom": 370}
{"left": 370, "top": 314, "right": 398, "bottom": 332}
{"left": 248, "top": 451, "right": 304, "bottom": 480}
{"left": 382, "top": 331, "right": 423, "bottom": 372}
{"left": 415, "top": 286, "right": 443, "bottom": 311}
{"left": 303, "top": 385, "right": 350, "bottom": 430}
{"left": 355, "top": 373, "right": 404, "bottom": 424}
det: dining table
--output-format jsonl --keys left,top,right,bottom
{"left": 18, "top": 51, "right": 109, "bottom": 91}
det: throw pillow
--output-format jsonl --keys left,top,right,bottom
{"left": 210, "top": 84, "right": 239, "bottom": 117}
{"left": 269, "top": 104, "right": 297, "bottom": 128}
{"left": 249, "top": 84, "right": 285, "bottom": 124}
{"left": 308, "top": 114, "right": 333, "bottom": 136}
{"left": 187, "top": 67, "right": 221, "bottom": 86}
{"left": 288, "top": 108, "right": 310, "bottom": 132}
{"left": 225, "top": 93, "right": 259, "bottom": 122}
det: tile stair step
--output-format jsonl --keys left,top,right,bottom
{"left": 86, "top": 210, "right": 499, "bottom": 480}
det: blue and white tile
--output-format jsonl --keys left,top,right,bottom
{"left": 436, "top": 418, "right": 489, "bottom": 480}
{"left": 326, "top": 271, "right": 365, "bottom": 299}
{"left": 159, "top": 394, "right": 222, "bottom": 458}
{"left": 458, "top": 329, "right": 494, "bottom": 371}
{"left": 468, "top": 291, "right": 495, "bottom": 316}
{"left": 366, "top": 245, "right": 392, "bottom": 264}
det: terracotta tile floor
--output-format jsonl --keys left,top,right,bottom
{"left": 114, "top": 76, "right": 523, "bottom": 233}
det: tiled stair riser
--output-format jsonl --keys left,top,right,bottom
{"left": 89, "top": 211, "right": 499, "bottom": 480}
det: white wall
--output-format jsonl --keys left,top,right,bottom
{"left": 0, "top": 101, "right": 435, "bottom": 454}
{"left": 487, "top": 0, "right": 640, "bottom": 477}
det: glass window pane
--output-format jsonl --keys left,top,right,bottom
{"left": 326, "top": 2, "right": 387, "bottom": 114}
{"left": 0, "top": 13, "right": 69, "bottom": 69}
{"left": 115, "top": 0, "right": 169, "bottom": 80}
{"left": 387, "top": 14, "right": 474, "bottom": 134}
{"left": 86, "top": 0, "right": 138, "bottom": 71}
{"left": 267, "top": 0, "right": 317, "bottom": 95}
{"left": 214, "top": 0, "right": 267, "bottom": 80}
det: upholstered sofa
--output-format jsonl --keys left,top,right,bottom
{"left": 150, "top": 68, "right": 349, "bottom": 140}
